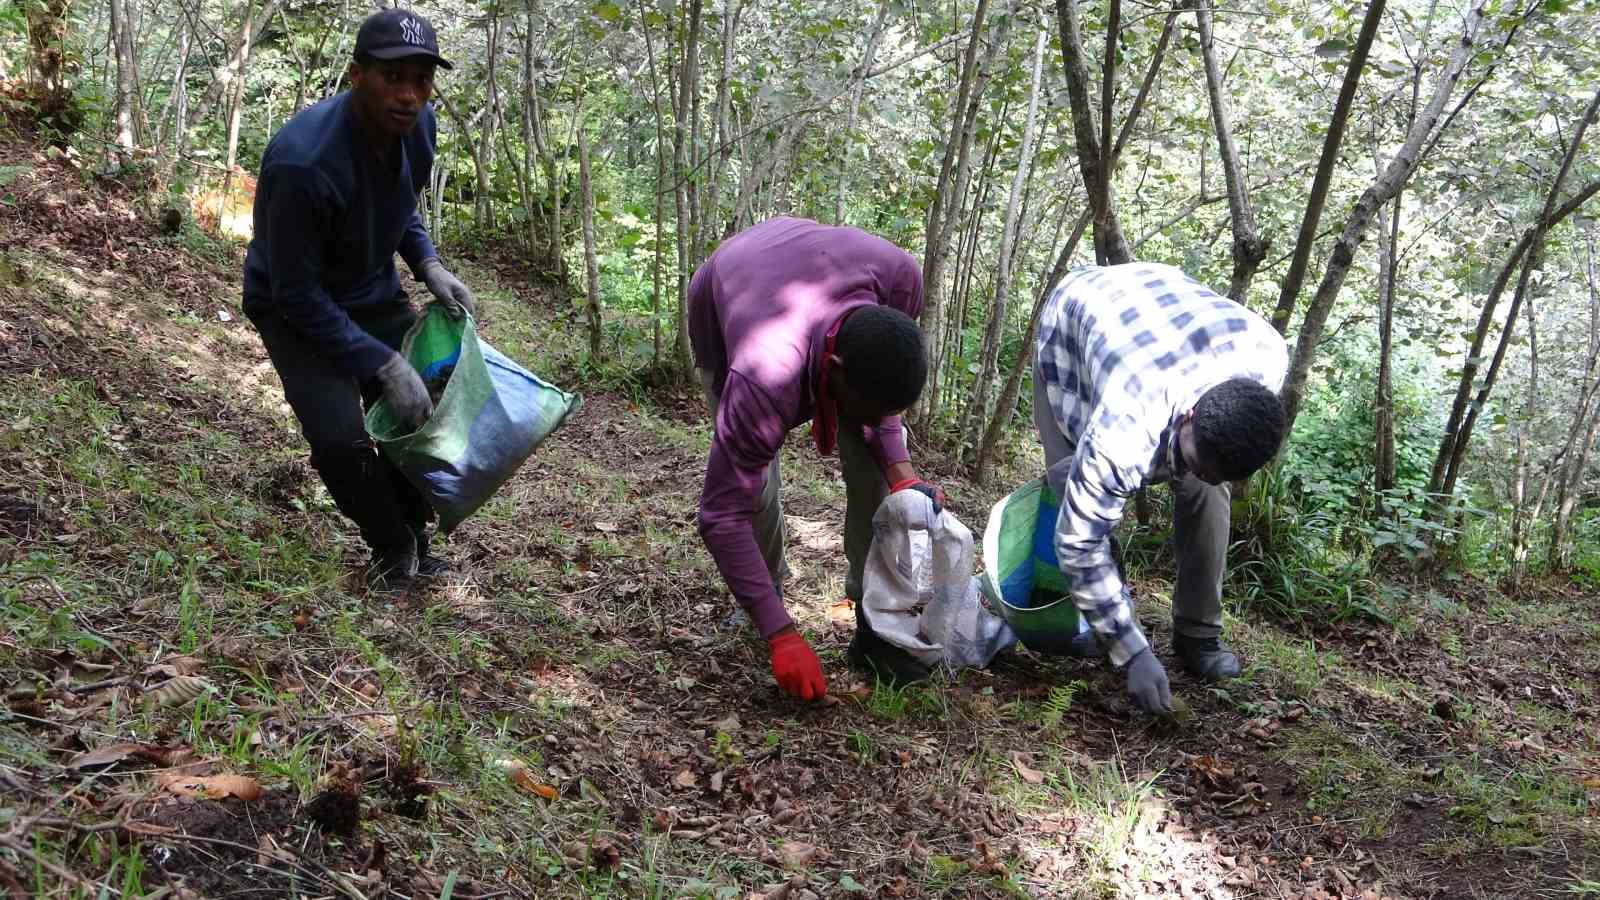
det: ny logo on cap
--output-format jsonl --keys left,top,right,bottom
{"left": 399, "top": 16, "right": 425, "bottom": 45}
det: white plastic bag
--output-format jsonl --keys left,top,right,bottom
{"left": 861, "top": 491, "right": 1018, "bottom": 671}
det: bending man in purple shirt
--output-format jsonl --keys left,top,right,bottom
{"left": 689, "top": 217, "right": 944, "bottom": 700}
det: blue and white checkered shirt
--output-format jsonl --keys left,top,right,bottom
{"left": 1035, "top": 263, "right": 1288, "bottom": 666}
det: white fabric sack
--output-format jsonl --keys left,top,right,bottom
{"left": 861, "top": 491, "right": 1019, "bottom": 671}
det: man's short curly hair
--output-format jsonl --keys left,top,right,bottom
{"left": 835, "top": 305, "right": 927, "bottom": 412}
{"left": 1192, "top": 378, "right": 1286, "bottom": 481}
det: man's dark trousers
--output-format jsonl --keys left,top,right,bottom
{"left": 250, "top": 304, "right": 432, "bottom": 557}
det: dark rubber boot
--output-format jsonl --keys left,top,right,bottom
{"left": 368, "top": 534, "right": 419, "bottom": 593}
{"left": 846, "top": 598, "right": 932, "bottom": 687}
{"left": 310, "top": 444, "right": 417, "bottom": 554}
{"left": 1173, "top": 633, "right": 1241, "bottom": 681}
{"left": 411, "top": 526, "right": 450, "bottom": 578}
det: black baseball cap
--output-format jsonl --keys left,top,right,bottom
{"left": 353, "top": 9, "right": 453, "bottom": 70}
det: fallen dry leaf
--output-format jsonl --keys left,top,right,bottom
{"left": 505, "top": 761, "right": 558, "bottom": 800}
{"left": 593, "top": 521, "right": 618, "bottom": 533}
{"left": 778, "top": 840, "right": 819, "bottom": 868}
{"left": 257, "top": 834, "right": 294, "bottom": 868}
{"left": 69, "top": 742, "right": 193, "bottom": 770}
{"left": 1010, "top": 752, "right": 1046, "bottom": 785}
{"left": 590, "top": 836, "right": 622, "bottom": 871}
{"left": 144, "top": 656, "right": 205, "bottom": 679}
{"left": 157, "top": 773, "right": 262, "bottom": 801}
{"left": 141, "top": 675, "right": 212, "bottom": 708}
{"left": 712, "top": 714, "right": 741, "bottom": 733}
{"left": 673, "top": 769, "right": 698, "bottom": 789}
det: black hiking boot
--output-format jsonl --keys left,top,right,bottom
{"left": 846, "top": 598, "right": 932, "bottom": 688}
{"left": 412, "top": 527, "right": 450, "bottom": 578}
{"left": 1172, "top": 633, "right": 1241, "bottom": 681}
{"left": 368, "top": 538, "right": 419, "bottom": 593}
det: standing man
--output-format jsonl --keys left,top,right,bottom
{"left": 244, "top": 10, "right": 478, "bottom": 589}
{"left": 690, "top": 217, "right": 945, "bottom": 700}
{"left": 1033, "top": 263, "right": 1288, "bottom": 715}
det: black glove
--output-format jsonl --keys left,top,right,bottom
{"left": 419, "top": 257, "right": 476, "bottom": 319}
{"left": 1125, "top": 649, "right": 1173, "bottom": 716}
{"left": 376, "top": 352, "right": 433, "bottom": 428}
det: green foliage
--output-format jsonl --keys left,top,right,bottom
{"left": 1228, "top": 463, "right": 1384, "bottom": 624}
{"left": 1039, "top": 680, "right": 1085, "bottom": 730}
{"left": 1561, "top": 508, "right": 1600, "bottom": 588}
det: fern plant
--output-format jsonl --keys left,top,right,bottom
{"left": 1041, "top": 680, "right": 1086, "bottom": 730}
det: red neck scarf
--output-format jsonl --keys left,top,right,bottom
{"left": 812, "top": 319, "right": 845, "bottom": 457}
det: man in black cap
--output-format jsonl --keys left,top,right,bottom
{"left": 244, "top": 9, "right": 476, "bottom": 589}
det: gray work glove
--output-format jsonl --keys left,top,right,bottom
{"left": 1125, "top": 648, "right": 1173, "bottom": 717}
{"left": 419, "top": 257, "right": 476, "bottom": 319}
{"left": 376, "top": 351, "right": 433, "bottom": 428}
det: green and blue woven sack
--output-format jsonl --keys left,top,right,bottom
{"left": 365, "top": 305, "right": 579, "bottom": 533}
{"left": 977, "top": 477, "right": 1084, "bottom": 654}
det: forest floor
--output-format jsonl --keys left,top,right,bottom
{"left": 1, "top": 129, "right": 1598, "bottom": 900}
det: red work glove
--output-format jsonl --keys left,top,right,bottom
{"left": 768, "top": 630, "right": 827, "bottom": 700}
{"left": 891, "top": 478, "right": 946, "bottom": 514}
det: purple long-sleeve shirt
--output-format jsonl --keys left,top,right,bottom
{"left": 688, "top": 217, "right": 924, "bottom": 638}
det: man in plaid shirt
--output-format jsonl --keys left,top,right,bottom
{"left": 1032, "top": 263, "right": 1288, "bottom": 715}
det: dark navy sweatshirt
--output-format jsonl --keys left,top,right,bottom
{"left": 243, "top": 91, "right": 438, "bottom": 377}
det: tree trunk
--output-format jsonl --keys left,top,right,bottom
{"left": 512, "top": 9, "right": 537, "bottom": 256}
{"left": 1550, "top": 234, "right": 1600, "bottom": 569}
{"left": 834, "top": 0, "right": 893, "bottom": 225}
{"left": 317, "top": 0, "right": 356, "bottom": 99}
{"left": 1440, "top": 249, "right": 1547, "bottom": 506}
{"left": 1193, "top": 0, "right": 1267, "bottom": 300}
{"left": 1509, "top": 431, "right": 1529, "bottom": 586}
{"left": 188, "top": 0, "right": 285, "bottom": 130}
{"left": 437, "top": 95, "right": 494, "bottom": 252}
{"left": 1278, "top": 2, "right": 1487, "bottom": 433}
{"left": 277, "top": 5, "right": 328, "bottom": 117}
{"left": 1373, "top": 189, "right": 1400, "bottom": 501}
{"left": 703, "top": 0, "right": 742, "bottom": 254}
{"left": 525, "top": 0, "right": 563, "bottom": 271}
{"left": 636, "top": 0, "right": 670, "bottom": 364}
{"left": 685, "top": 2, "right": 705, "bottom": 268}
{"left": 24, "top": 0, "right": 74, "bottom": 99}
{"left": 1428, "top": 183, "right": 1600, "bottom": 505}
{"left": 974, "top": 209, "right": 1092, "bottom": 484}
{"left": 430, "top": 164, "right": 449, "bottom": 239}
{"left": 157, "top": 16, "right": 191, "bottom": 178}
{"left": 154, "top": 16, "right": 188, "bottom": 147}
{"left": 476, "top": 7, "right": 502, "bottom": 233}
{"left": 943, "top": 124, "right": 1002, "bottom": 421}
{"left": 579, "top": 114, "right": 602, "bottom": 363}
{"left": 917, "top": 0, "right": 1005, "bottom": 426}
{"left": 1268, "top": 0, "right": 1386, "bottom": 334}
{"left": 1428, "top": 86, "right": 1600, "bottom": 508}
{"left": 109, "top": 0, "right": 139, "bottom": 156}
{"left": 1371, "top": 0, "right": 1443, "bottom": 504}
{"left": 222, "top": 0, "right": 256, "bottom": 203}
{"left": 671, "top": 0, "right": 705, "bottom": 374}
{"left": 1054, "top": 0, "right": 1131, "bottom": 265}
{"left": 964, "top": 29, "right": 1048, "bottom": 463}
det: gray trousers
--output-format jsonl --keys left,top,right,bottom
{"left": 701, "top": 371, "right": 890, "bottom": 602}
{"left": 1032, "top": 361, "right": 1228, "bottom": 640}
